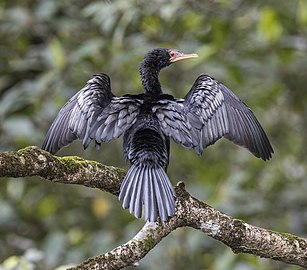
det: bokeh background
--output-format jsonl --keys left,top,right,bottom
{"left": 1, "top": 0, "right": 307, "bottom": 269}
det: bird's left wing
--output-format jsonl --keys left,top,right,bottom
{"left": 183, "top": 74, "right": 273, "bottom": 160}
{"left": 154, "top": 74, "right": 273, "bottom": 161}
{"left": 42, "top": 73, "right": 142, "bottom": 154}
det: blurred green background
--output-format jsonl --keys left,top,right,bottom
{"left": 1, "top": 0, "right": 307, "bottom": 269}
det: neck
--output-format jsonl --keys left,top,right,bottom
{"left": 140, "top": 62, "right": 162, "bottom": 95}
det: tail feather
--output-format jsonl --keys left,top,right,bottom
{"left": 130, "top": 168, "right": 144, "bottom": 218}
{"left": 121, "top": 165, "right": 138, "bottom": 209}
{"left": 153, "top": 168, "right": 169, "bottom": 221}
{"left": 156, "top": 167, "right": 176, "bottom": 213}
{"left": 119, "top": 164, "right": 176, "bottom": 222}
{"left": 144, "top": 171, "right": 158, "bottom": 221}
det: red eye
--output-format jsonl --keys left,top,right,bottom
{"left": 169, "top": 51, "right": 175, "bottom": 57}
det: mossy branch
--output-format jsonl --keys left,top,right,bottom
{"left": 1, "top": 146, "right": 307, "bottom": 269}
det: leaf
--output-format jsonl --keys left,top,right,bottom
{"left": 91, "top": 197, "right": 111, "bottom": 218}
{"left": 37, "top": 196, "right": 59, "bottom": 217}
{"left": 1, "top": 256, "right": 33, "bottom": 270}
{"left": 48, "top": 38, "right": 67, "bottom": 70}
{"left": 297, "top": 0, "right": 307, "bottom": 25}
{"left": 258, "top": 7, "right": 283, "bottom": 43}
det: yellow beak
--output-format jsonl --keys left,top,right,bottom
{"left": 170, "top": 52, "right": 199, "bottom": 63}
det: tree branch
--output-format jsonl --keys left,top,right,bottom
{"left": 1, "top": 146, "right": 306, "bottom": 269}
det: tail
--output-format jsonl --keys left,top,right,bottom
{"left": 119, "top": 164, "right": 176, "bottom": 222}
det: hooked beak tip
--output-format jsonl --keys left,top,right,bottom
{"left": 170, "top": 53, "right": 199, "bottom": 63}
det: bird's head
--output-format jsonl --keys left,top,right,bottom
{"left": 140, "top": 48, "right": 198, "bottom": 94}
{"left": 142, "top": 48, "right": 198, "bottom": 71}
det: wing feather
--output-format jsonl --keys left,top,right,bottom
{"left": 42, "top": 73, "right": 142, "bottom": 154}
{"left": 42, "top": 73, "right": 114, "bottom": 153}
{"left": 155, "top": 73, "right": 273, "bottom": 160}
{"left": 90, "top": 96, "right": 142, "bottom": 144}
{"left": 153, "top": 100, "right": 195, "bottom": 149}
{"left": 184, "top": 74, "right": 273, "bottom": 160}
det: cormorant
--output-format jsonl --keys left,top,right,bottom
{"left": 42, "top": 48, "right": 273, "bottom": 222}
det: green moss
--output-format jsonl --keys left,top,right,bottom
{"left": 140, "top": 235, "right": 155, "bottom": 250}
{"left": 60, "top": 156, "right": 88, "bottom": 172}
{"left": 18, "top": 148, "right": 36, "bottom": 163}
{"left": 276, "top": 231, "right": 307, "bottom": 247}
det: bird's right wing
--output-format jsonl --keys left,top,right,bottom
{"left": 42, "top": 73, "right": 142, "bottom": 154}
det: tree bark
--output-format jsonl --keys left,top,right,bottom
{"left": 1, "top": 146, "right": 306, "bottom": 269}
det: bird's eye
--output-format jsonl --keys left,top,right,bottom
{"left": 169, "top": 51, "right": 175, "bottom": 58}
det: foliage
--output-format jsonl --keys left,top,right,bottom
{"left": 0, "top": 0, "right": 306, "bottom": 269}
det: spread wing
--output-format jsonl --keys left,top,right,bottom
{"left": 154, "top": 74, "right": 273, "bottom": 160}
{"left": 42, "top": 73, "right": 142, "bottom": 154}
{"left": 184, "top": 74, "right": 273, "bottom": 160}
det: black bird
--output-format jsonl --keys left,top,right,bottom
{"left": 42, "top": 48, "right": 273, "bottom": 222}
